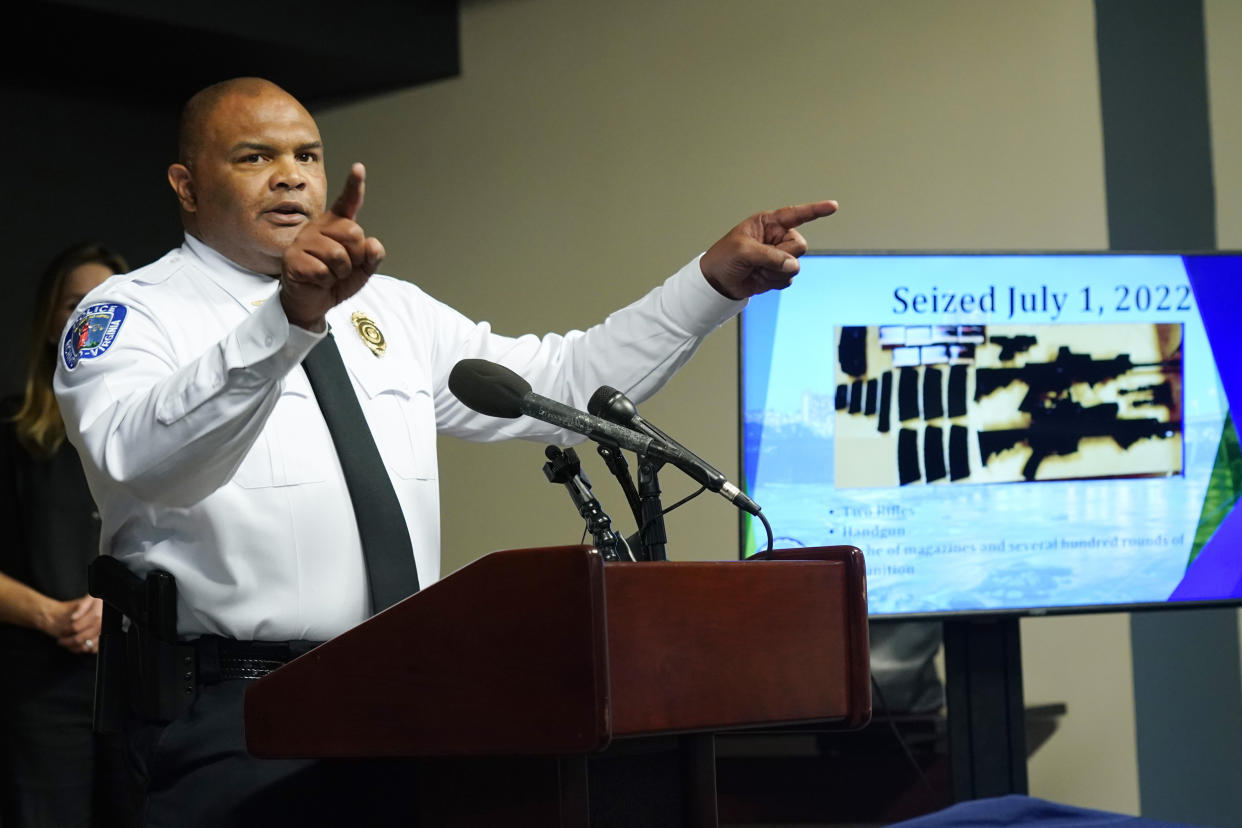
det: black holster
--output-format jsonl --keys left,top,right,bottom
{"left": 88, "top": 556, "right": 197, "bottom": 732}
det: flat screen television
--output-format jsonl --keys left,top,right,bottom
{"left": 739, "top": 252, "right": 1242, "bottom": 618}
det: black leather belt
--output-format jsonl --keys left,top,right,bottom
{"left": 191, "top": 635, "right": 323, "bottom": 684}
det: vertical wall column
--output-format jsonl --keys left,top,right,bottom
{"left": 1095, "top": 2, "right": 1242, "bottom": 824}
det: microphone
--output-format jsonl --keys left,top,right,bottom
{"left": 447, "top": 359, "right": 692, "bottom": 468}
{"left": 588, "top": 385, "right": 762, "bottom": 516}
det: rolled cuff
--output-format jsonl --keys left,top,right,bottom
{"left": 660, "top": 253, "right": 749, "bottom": 335}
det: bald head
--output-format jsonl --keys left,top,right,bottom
{"left": 177, "top": 77, "right": 310, "bottom": 168}
{"left": 167, "top": 77, "right": 328, "bottom": 273}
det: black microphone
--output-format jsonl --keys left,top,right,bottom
{"left": 447, "top": 359, "right": 693, "bottom": 468}
{"left": 588, "top": 385, "right": 762, "bottom": 516}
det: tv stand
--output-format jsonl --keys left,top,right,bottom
{"left": 944, "top": 616, "right": 1029, "bottom": 799}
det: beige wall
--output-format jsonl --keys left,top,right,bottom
{"left": 315, "top": 0, "right": 1241, "bottom": 816}
{"left": 1207, "top": 0, "right": 1242, "bottom": 251}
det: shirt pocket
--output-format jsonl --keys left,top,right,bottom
{"left": 232, "top": 373, "right": 333, "bottom": 489}
{"left": 348, "top": 358, "right": 438, "bottom": 481}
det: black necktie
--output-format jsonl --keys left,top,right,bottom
{"left": 301, "top": 332, "right": 420, "bottom": 613}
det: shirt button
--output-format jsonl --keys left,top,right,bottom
{"left": 264, "top": 335, "right": 274, "bottom": 346}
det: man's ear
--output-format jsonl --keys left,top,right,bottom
{"left": 168, "top": 164, "right": 197, "bottom": 212}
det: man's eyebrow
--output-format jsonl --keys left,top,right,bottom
{"left": 228, "top": 141, "right": 275, "bottom": 154}
{"left": 227, "top": 140, "right": 323, "bottom": 154}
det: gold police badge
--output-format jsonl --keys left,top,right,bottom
{"left": 351, "top": 311, "right": 387, "bottom": 357}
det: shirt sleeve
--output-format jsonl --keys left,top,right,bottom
{"left": 427, "top": 255, "right": 746, "bottom": 442}
{"left": 54, "top": 293, "right": 324, "bottom": 507}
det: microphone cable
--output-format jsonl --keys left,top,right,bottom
{"left": 754, "top": 510, "right": 775, "bottom": 558}
{"left": 635, "top": 485, "right": 705, "bottom": 551}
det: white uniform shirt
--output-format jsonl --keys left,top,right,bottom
{"left": 54, "top": 235, "right": 743, "bottom": 641}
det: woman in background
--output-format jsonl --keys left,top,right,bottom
{"left": 0, "top": 243, "right": 131, "bottom": 828}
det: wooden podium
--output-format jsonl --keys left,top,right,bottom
{"left": 244, "top": 545, "right": 869, "bottom": 826}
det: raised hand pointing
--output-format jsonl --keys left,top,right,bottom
{"left": 700, "top": 200, "right": 838, "bottom": 300}
{"left": 281, "top": 162, "right": 387, "bottom": 331}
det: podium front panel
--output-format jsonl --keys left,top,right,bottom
{"left": 604, "top": 556, "right": 867, "bottom": 735}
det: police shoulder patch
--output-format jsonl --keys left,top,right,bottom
{"left": 62, "top": 303, "right": 128, "bottom": 370}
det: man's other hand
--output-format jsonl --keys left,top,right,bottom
{"left": 700, "top": 200, "right": 838, "bottom": 300}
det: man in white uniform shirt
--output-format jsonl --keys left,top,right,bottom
{"left": 54, "top": 77, "right": 836, "bottom": 826}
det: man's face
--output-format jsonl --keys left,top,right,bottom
{"left": 172, "top": 87, "right": 327, "bottom": 274}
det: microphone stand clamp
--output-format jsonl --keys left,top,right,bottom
{"left": 542, "top": 445, "right": 628, "bottom": 562}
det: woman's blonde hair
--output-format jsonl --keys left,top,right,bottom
{"left": 13, "top": 243, "right": 127, "bottom": 457}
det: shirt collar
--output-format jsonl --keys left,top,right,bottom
{"left": 181, "top": 233, "right": 280, "bottom": 312}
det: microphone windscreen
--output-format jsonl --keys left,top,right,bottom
{"left": 587, "top": 385, "right": 621, "bottom": 418}
{"left": 448, "top": 359, "right": 531, "bottom": 418}
{"left": 587, "top": 384, "right": 638, "bottom": 425}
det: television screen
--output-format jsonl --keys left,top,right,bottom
{"left": 739, "top": 253, "right": 1242, "bottom": 617}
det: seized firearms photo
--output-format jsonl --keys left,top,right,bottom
{"left": 833, "top": 323, "right": 1183, "bottom": 487}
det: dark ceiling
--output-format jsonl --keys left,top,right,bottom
{"left": 11, "top": 1, "right": 461, "bottom": 110}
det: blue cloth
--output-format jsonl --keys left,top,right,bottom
{"left": 886, "top": 795, "right": 1207, "bottom": 827}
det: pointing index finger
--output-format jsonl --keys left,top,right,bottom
{"left": 768, "top": 200, "right": 839, "bottom": 230}
{"left": 331, "top": 162, "right": 367, "bottom": 220}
